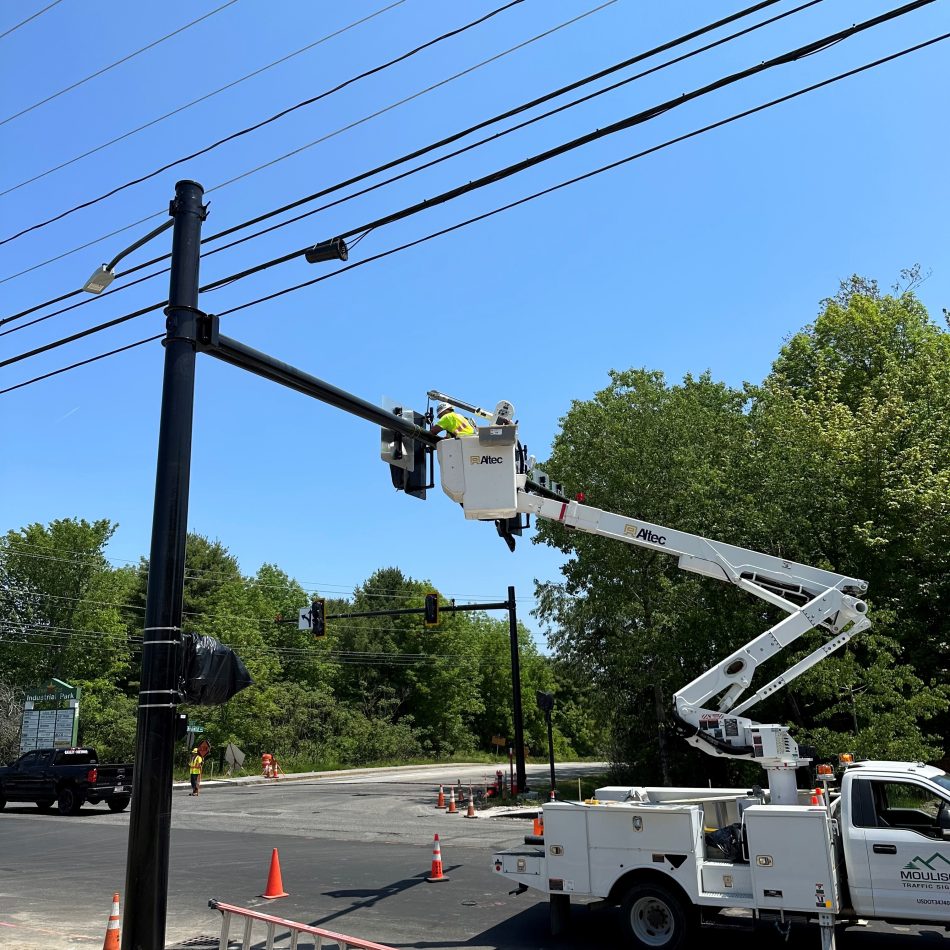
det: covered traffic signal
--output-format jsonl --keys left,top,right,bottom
{"left": 381, "top": 404, "right": 432, "bottom": 500}
{"left": 424, "top": 593, "right": 439, "bottom": 627}
{"left": 312, "top": 599, "right": 326, "bottom": 637}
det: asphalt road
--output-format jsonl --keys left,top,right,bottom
{"left": 0, "top": 763, "right": 944, "bottom": 949}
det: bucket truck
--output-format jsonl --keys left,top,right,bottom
{"left": 428, "top": 401, "right": 950, "bottom": 950}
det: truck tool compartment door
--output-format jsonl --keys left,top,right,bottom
{"left": 854, "top": 777, "right": 950, "bottom": 921}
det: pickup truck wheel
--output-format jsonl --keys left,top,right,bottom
{"left": 108, "top": 796, "right": 131, "bottom": 813}
{"left": 57, "top": 785, "right": 83, "bottom": 816}
{"left": 621, "top": 882, "right": 693, "bottom": 950}
{"left": 36, "top": 799, "right": 55, "bottom": 811}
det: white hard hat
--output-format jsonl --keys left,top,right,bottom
{"left": 437, "top": 401, "right": 452, "bottom": 416}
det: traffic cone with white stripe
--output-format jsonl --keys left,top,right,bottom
{"left": 446, "top": 787, "right": 457, "bottom": 814}
{"left": 426, "top": 833, "right": 449, "bottom": 882}
{"left": 436, "top": 784, "right": 445, "bottom": 808}
{"left": 102, "top": 893, "right": 120, "bottom": 950}
{"left": 464, "top": 786, "right": 477, "bottom": 818}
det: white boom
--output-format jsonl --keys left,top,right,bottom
{"left": 435, "top": 420, "right": 871, "bottom": 805}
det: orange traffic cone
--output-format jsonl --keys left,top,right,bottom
{"left": 261, "top": 848, "right": 289, "bottom": 899}
{"left": 447, "top": 787, "right": 457, "bottom": 814}
{"left": 810, "top": 788, "right": 823, "bottom": 806}
{"left": 102, "top": 893, "right": 120, "bottom": 950}
{"left": 464, "top": 787, "right": 477, "bottom": 818}
{"left": 533, "top": 815, "right": 544, "bottom": 836}
{"left": 436, "top": 784, "right": 445, "bottom": 809}
{"left": 426, "top": 833, "right": 449, "bottom": 882}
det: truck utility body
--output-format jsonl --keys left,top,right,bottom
{"left": 495, "top": 760, "right": 950, "bottom": 947}
{"left": 420, "top": 399, "right": 950, "bottom": 948}
{"left": 0, "top": 747, "right": 133, "bottom": 816}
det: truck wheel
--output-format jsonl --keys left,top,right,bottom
{"left": 36, "top": 799, "right": 55, "bottom": 811}
{"left": 620, "top": 882, "right": 693, "bottom": 950}
{"left": 108, "top": 797, "right": 131, "bottom": 813}
{"left": 57, "top": 785, "right": 83, "bottom": 816}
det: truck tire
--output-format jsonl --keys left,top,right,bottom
{"left": 57, "top": 785, "right": 83, "bottom": 816}
{"left": 620, "top": 882, "right": 693, "bottom": 950}
{"left": 108, "top": 796, "right": 131, "bottom": 813}
{"left": 36, "top": 799, "right": 55, "bottom": 811}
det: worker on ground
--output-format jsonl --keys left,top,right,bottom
{"left": 189, "top": 747, "right": 203, "bottom": 796}
{"left": 431, "top": 401, "right": 475, "bottom": 438}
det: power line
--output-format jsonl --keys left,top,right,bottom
{"left": 2, "top": 22, "right": 943, "bottom": 388}
{"left": 0, "top": 0, "right": 408, "bottom": 198}
{"left": 0, "top": 0, "right": 785, "bottom": 300}
{"left": 0, "top": 0, "right": 64, "bottom": 42}
{"left": 0, "top": 0, "right": 241, "bottom": 128}
{"left": 3, "top": 543, "right": 542, "bottom": 604}
{"left": 0, "top": 334, "right": 162, "bottom": 396}
{"left": 0, "top": 0, "right": 529, "bottom": 246}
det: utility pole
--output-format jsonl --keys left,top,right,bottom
{"left": 508, "top": 585, "right": 527, "bottom": 794}
{"left": 122, "top": 180, "right": 205, "bottom": 950}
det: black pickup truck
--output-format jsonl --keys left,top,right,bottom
{"left": 0, "top": 747, "right": 133, "bottom": 815}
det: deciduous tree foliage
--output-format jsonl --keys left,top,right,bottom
{"left": 1, "top": 526, "right": 581, "bottom": 768}
{"left": 535, "top": 277, "right": 948, "bottom": 782}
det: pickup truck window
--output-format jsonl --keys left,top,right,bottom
{"left": 857, "top": 779, "right": 950, "bottom": 840}
{"left": 52, "top": 749, "right": 97, "bottom": 765}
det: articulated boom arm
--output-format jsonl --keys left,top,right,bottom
{"left": 434, "top": 420, "right": 870, "bottom": 798}
{"left": 515, "top": 491, "right": 870, "bottom": 726}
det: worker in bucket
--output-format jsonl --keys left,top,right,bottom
{"left": 431, "top": 401, "right": 475, "bottom": 438}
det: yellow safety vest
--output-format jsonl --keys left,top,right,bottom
{"left": 190, "top": 755, "right": 203, "bottom": 775}
{"left": 438, "top": 412, "right": 475, "bottom": 437}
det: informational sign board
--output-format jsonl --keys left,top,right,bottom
{"left": 19, "top": 679, "right": 80, "bottom": 754}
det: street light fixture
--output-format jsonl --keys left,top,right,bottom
{"left": 82, "top": 216, "right": 176, "bottom": 294}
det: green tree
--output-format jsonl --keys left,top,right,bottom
{"left": 535, "top": 279, "right": 948, "bottom": 780}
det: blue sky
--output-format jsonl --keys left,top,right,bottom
{"left": 1, "top": 0, "right": 947, "bottom": 647}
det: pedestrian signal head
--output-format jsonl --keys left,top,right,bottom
{"left": 437, "top": 401, "right": 452, "bottom": 417}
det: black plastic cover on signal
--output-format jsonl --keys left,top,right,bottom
{"left": 180, "top": 633, "right": 253, "bottom": 705}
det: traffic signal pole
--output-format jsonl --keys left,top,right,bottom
{"left": 507, "top": 585, "right": 527, "bottom": 794}
{"left": 320, "top": 590, "right": 528, "bottom": 793}
{"left": 123, "top": 180, "right": 205, "bottom": 950}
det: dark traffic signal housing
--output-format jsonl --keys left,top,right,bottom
{"left": 312, "top": 598, "right": 326, "bottom": 637}
{"left": 424, "top": 593, "right": 439, "bottom": 626}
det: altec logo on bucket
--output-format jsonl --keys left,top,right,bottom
{"left": 901, "top": 853, "right": 950, "bottom": 889}
{"left": 470, "top": 456, "right": 503, "bottom": 464}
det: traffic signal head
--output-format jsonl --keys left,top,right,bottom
{"left": 424, "top": 592, "right": 439, "bottom": 626}
{"left": 312, "top": 599, "right": 326, "bottom": 637}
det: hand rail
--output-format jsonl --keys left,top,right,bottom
{"left": 209, "top": 899, "right": 400, "bottom": 950}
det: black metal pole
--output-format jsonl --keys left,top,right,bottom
{"left": 122, "top": 180, "right": 205, "bottom": 950}
{"left": 508, "top": 585, "right": 527, "bottom": 793}
{"left": 546, "top": 708, "right": 556, "bottom": 798}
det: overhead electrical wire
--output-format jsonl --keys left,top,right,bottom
{"left": 0, "top": 0, "right": 408, "bottom": 198}
{"left": 0, "top": 0, "right": 530, "bottom": 246}
{"left": 0, "top": 0, "right": 242, "bottom": 128}
{"left": 2, "top": 542, "right": 542, "bottom": 603}
{"left": 0, "top": 0, "right": 792, "bottom": 323}
{"left": 1, "top": 9, "right": 942, "bottom": 385}
{"left": 0, "top": 0, "right": 64, "bottom": 42}
{"left": 5, "top": 31, "right": 945, "bottom": 401}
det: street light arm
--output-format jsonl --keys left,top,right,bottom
{"left": 83, "top": 216, "right": 176, "bottom": 294}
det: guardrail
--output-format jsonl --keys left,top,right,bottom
{"left": 208, "top": 899, "right": 399, "bottom": 950}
